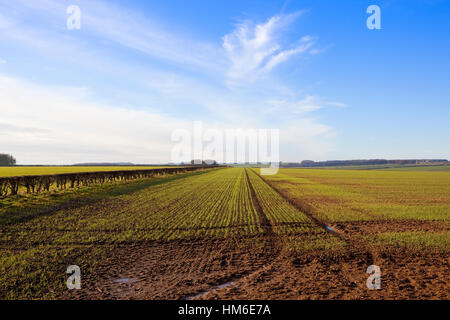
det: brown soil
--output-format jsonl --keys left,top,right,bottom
{"left": 60, "top": 237, "right": 449, "bottom": 300}
{"left": 205, "top": 248, "right": 449, "bottom": 300}
{"left": 60, "top": 170, "right": 449, "bottom": 300}
{"left": 333, "top": 220, "right": 450, "bottom": 235}
{"left": 61, "top": 237, "right": 279, "bottom": 300}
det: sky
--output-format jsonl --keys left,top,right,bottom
{"left": 0, "top": 0, "right": 449, "bottom": 164}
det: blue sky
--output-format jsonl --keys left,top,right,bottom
{"left": 0, "top": 0, "right": 449, "bottom": 164}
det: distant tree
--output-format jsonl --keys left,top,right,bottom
{"left": 0, "top": 154, "right": 16, "bottom": 166}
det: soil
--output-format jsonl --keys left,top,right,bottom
{"left": 61, "top": 236, "right": 449, "bottom": 300}
{"left": 334, "top": 220, "right": 450, "bottom": 235}
{"left": 60, "top": 170, "right": 449, "bottom": 300}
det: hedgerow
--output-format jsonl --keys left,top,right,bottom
{"left": 0, "top": 166, "right": 214, "bottom": 197}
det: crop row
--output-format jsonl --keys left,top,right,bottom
{"left": 0, "top": 167, "right": 348, "bottom": 299}
{"left": 246, "top": 169, "right": 345, "bottom": 251}
{"left": 246, "top": 169, "right": 320, "bottom": 235}
{"left": 1, "top": 168, "right": 263, "bottom": 245}
{"left": 262, "top": 168, "right": 450, "bottom": 222}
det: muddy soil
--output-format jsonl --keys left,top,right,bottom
{"left": 61, "top": 169, "right": 449, "bottom": 300}
{"left": 334, "top": 220, "right": 450, "bottom": 235}
{"left": 61, "top": 236, "right": 449, "bottom": 300}
{"left": 62, "top": 236, "right": 278, "bottom": 300}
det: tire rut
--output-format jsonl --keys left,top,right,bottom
{"left": 186, "top": 169, "right": 283, "bottom": 299}
{"left": 244, "top": 168, "right": 275, "bottom": 237}
{"left": 254, "top": 169, "right": 381, "bottom": 266}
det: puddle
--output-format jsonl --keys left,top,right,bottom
{"left": 187, "top": 281, "right": 235, "bottom": 300}
{"left": 113, "top": 278, "right": 138, "bottom": 284}
{"left": 216, "top": 281, "right": 235, "bottom": 290}
{"left": 325, "top": 225, "right": 334, "bottom": 232}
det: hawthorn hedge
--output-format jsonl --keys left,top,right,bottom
{"left": 0, "top": 166, "right": 214, "bottom": 197}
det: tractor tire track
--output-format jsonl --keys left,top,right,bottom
{"left": 184, "top": 169, "right": 284, "bottom": 299}
{"left": 244, "top": 169, "right": 276, "bottom": 237}
{"left": 253, "top": 169, "right": 381, "bottom": 266}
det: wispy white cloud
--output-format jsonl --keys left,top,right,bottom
{"left": 293, "top": 95, "right": 348, "bottom": 114}
{"left": 6, "top": 0, "right": 225, "bottom": 74}
{"left": 265, "top": 95, "right": 347, "bottom": 115}
{"left": 222, "top": 12, "right": 315, "bottom": 81}
{"left": 0, "top": 73, "right": 340, "bottom": 163}
{"left": 0, "top": 11, "right": 15, "bottom": 29}
{"left": 83, "top": 2, "right": 226, "bottom": 73}
{"left": 0, "top": 58, "right": 6, "bottom": 64}
{"left": 0, "top": 74, "right": 193, "bottom": 164}
{"left": 0, "top": 1, "right": 345, "bottom": 162}
{"left": 295, "top": 96, "right": 324, "bottom": 113}
{"left": 263, "top": 43, "right": 313, "bottom": 72}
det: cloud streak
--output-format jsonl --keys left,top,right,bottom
{"left": 222, "top": 12, "right": 315, "bottom": 81}
{"left": 5, "top": 0, "right": 225, "bottom": 74}
{"left": 265, "top": 95, "right": 347, "bottom": 115}
{"left": 0, "top": 1, "right": 344, "bottom": 163}
{"left": 0, "top": 74, "right": 192, "bottom": 164}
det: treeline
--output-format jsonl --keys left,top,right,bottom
{"left": 0, "top": 166, "right": 214, "bottom": 197}
{"left": 190, "top": 159, "right": 218, "bottom": 165}
{"left": 0, "top": 154, "right": 16, "bottom": 166}
{"left": 280, "top": 159, "right": 449, "bottom": 168}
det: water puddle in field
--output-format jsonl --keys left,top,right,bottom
{"left": 187, "top": 281, "right": 236, "bottom": 300}
{"left": 325, "top": 225, "right": 334, "bottom": 232}
{"left": 113, "top": 278, "right": 138, "bottom": 284}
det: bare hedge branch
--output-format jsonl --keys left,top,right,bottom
{"left": 0, "top": 166, "right": 217, "bottom": 197}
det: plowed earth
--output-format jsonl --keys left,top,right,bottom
{"left": 63, "top": 169, "right": 448, "bottom": 300}
{"left": 2, "top": 168, "right": 448, "bottom": 299}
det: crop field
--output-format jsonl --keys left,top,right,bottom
{"left": 296, "top": 164, "right": 450, "bottom": 171}
{"left": 0, "top": 167, "right": 448, "bottom": 300}
{"left": 262, "top": 168, "right": 449, "bottom": 250}
{"left": 379, "top": 165, "right": 450, "bottom": 171}
{"left": 0, "top": 166, "right": 175, "bottom": 177}
{"left": 262, "top": 168, "right": 450, "bottom": 222}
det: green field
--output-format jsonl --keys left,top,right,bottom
{"left": 260, "top": 168, "right": 450, "bottom": 251}
{"left": 0, "top": 168, "right": 344, "bottom": 299}
{"left": 380, "top": 165, "right": 450, "bottom": 171}
{"left": 0, "top": 167, "right": 448, "bottom": 299}
{"left": 262, "top": 168, "right": 450, "bottom": 222}
{"left": 0, "top": 166, "right": 175, "bottom": 177}
{"left": 279, "top": 164, "right": 450, "bottom": 171}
